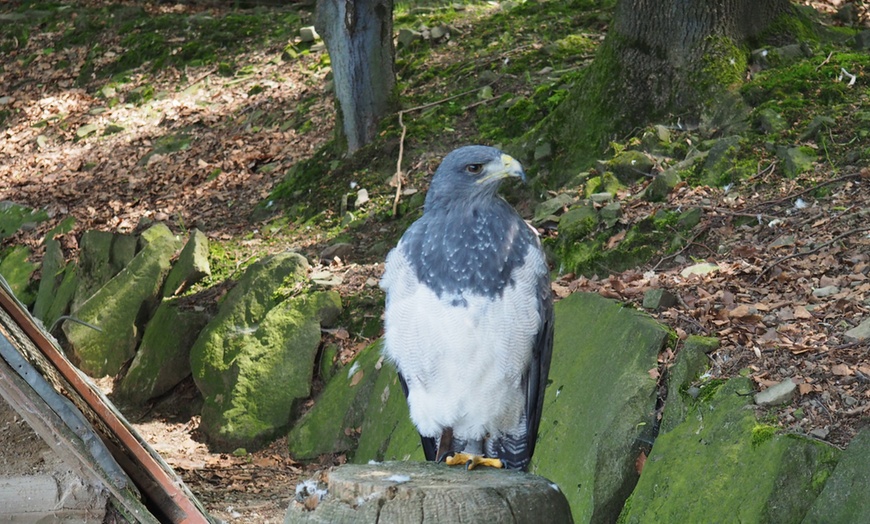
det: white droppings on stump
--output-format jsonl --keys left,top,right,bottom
{"left": 285, "top": 461, "right": 573, "bottom": 523}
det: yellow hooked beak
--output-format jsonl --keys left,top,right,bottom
{"left": 475, "top": 154, "right": 526, "bottom": 185}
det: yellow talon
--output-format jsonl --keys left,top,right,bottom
{"left": 444, "top": 453, "right": 503, "bottom": 470}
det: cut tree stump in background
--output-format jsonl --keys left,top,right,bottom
{"left": 285, "top": 461, "right": 573, "bottom": 523}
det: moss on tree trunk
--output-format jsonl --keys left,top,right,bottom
{"left": 545, "top": 0, "right": 802, "bottom": 179}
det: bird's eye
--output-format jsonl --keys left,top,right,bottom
{"left": 466, "top": 164, "right": 483, "bottom": 174}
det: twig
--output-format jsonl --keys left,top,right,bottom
{"left": 745, "top": 171, "right": 863, "bottom": 212}
{"left": 390, "top": 81, "right": 497, "bottom": 216}
{"left": 392, "top": 111, "right": 408, "bottom": 216}
{"left": 815, "top": 51, "right": 834, "bottom": 72}
{"left": 754, "top": 225, "right": 870, "bottom": 283}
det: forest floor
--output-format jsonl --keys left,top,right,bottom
{"left": 2, "top": 0, "right": 870, "bottom": 522}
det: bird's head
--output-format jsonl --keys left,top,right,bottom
{"left": 425, "top": 145, "right": 526, "bottom": 207}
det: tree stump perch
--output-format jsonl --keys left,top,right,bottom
{"left": 284, "top": 461, "right": 573, "bottom": 523}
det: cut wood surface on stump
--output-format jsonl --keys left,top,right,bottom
{"left": 284, "top": 461, "right": 574, "bottom": 523}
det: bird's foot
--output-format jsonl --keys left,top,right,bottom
{"left": 444, "top": 452, "right": 503, "bottom": 470}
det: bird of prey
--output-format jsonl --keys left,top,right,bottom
{"left": 380, "top": 145, "right": 553, "bottom": 471}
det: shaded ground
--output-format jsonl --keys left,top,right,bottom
{"left": 1, "top": 0, "right": 869, "bottom": 522}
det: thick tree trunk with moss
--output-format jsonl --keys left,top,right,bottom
{"left": 315, "top": 0, "right": 397, "bottom": 153}
{"left": 549, "top": 0, "right": 793, "bottom": 173}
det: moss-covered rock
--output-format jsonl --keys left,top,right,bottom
{"left": 190, "top": 252, "right": 342, "bottom": 451}
{"left": 700, "top": 135, "right": 745, "bottom": 187}
{"left": 63, "top": 224, "right": 181, "bottom": 377}
{"left": 116, "top": 297, "right": 211, "bottom": 405}
{"left": 33, "top": 217, "right": 76, "bottom": 326}
{"left": 603, "top": 150, "right": 655, "bottom": 184}
{"left": 643, "top": 169, "right": 681, "bottom": 202}
{"left": 72, "top": 230, "right": 138, "bottom": 311}
{"left": 803, "top": 427, "right": 870, "bottom": 523}
{"left": 777, "top": 145, "right": 815, "bottom": 178}
{"left": 0, "top": 245, "right": 38, "bottom": 306}
{"left": 162, "top": 228, "right": 210, "bottom": 297}
{"left": 619, "top": 378, "right": 840, "bottom": 524}
{"left": 558, "top": 202, "right": 598, "bottom": 242}
{"left": 0, "top": 201, "right": 48, "bottom": 241}
{"left": 288, "top": 342, "right": 385, "bottom": 460}
{"left": 353, "top": 361, "right": 424, "bottom": 464}
{"left": 532, "top": 292, "right": 668, "bottom": 523}
{"left": 659, "top": 335, "right": 717, "bottom": 434}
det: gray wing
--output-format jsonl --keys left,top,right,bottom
{"left": 486, "top": 237, "right": 553, "bottom": 471}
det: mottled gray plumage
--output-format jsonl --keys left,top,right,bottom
{"left": 380, "top": 145, "right": 553, "bottom": 470}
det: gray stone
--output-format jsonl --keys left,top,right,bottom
{"left": 190, "top": 253, "right": 342, "bottom": 450}
{"left": 701, "top": 136, "right": 742, "bottom": 186}
{"left": 299, "top": 26, "right": 320, "bottom": 42}
{"left": 532, "top": 193, "right": 575, "bottom": 226}
{"left": 429, "top": 25, "right": 449, "bottom": 40}
{"left": 642, "top": 288, "right": 677, "bottom": 311}
{"left": 777, "top": 146, "right": 815, "bottom": 178}
{"left": 677, "top": 207, "right": 703, "bottom": 230}
{"left": 531, "top": 292, "right": 668, "bottom": 523}
{"left": 757, "top": 107, "right": 787, "bottom": 134}
{"left": 534, "top": 141, "right": 553, "bottom": 161}
{"left": 754, "top": 378, "right": 796, "bottom": 407}
{"left": 620, "top": 378, "right": 840, "bottom": 524}
{"left": 320, "top": 243, "right": 354, "bottom": 264}
{"left": 116, "top": 298, "right": 210, "bottom": 404}
{"left": 64, "top": 224, "right": 181, "bottom": 377}
{"left": 844, "top": 317, "right": 870, "bottom": 342}
{"left": 854, "top": 30, "right": 870, "bottom": 51}
{"left": 654, "top": 124, "right": 671, "bottom": 143}
{"left": 162, "top": 228, "right": 210, "bottom": 297}
{"left": 812, "top": 285, "right": 840, "bottom": 298}
{"left": 800, "top": 116, "right": 836, "bottom": 140}
{"left": 589, "top": 192, "right": 613, "bottom": 203}
{"left": 354, "top": 188, "right": 369, "bottom": 208}
{"left": 558, "top": 203, "right": 598, "bottom": 241}
{"left": 804, "top": 427, "right": 870, "bottom": 523}
{"left": 605, "top": 150, "right": 654, "bottom": 184}
{"left": 643, "top": 168, "right": 681, "bottom": 202}
{"left": 600, "top": 201, "right": 622, "bottom": 227}
{"left": 397, "top": 28, "right": 422, "bottom": 47}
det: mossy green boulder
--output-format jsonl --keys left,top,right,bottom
{"left": 288, "top": 341, "right": 385, "bottom": 460}
{"left": 162, "top": 228, "right": 210, "bottom": 297}
{"left": 116, "top": 297, "right": 211, "bottom": 405}
{"left": 72, "top": 229, "right": 138, "bottom": 311}
{"left": 190, "top": 252, "right": 342, "bottom": 451}
{"left": 531, "top": 292, "right": 668, "bottom": 523}
{"left": 33, "top": 217, "right": 76, "bottom": 327}
{"left": 63, "top": 224, "right": 181, "bottom": 377}
{"left": 803, "top": 427, "right": 870, "bottom": 524}
{"left": 619, "top": 378, "right": 840, "bottom": 523}
{"left": 0, "top": 245, "right": 37, "bottom": 306}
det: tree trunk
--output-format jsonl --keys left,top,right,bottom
{"left": 315, "top": 0, "right": 397, "bottom": 153}
{"left": 547, "top": 0, "right": 793, "bottom": 176}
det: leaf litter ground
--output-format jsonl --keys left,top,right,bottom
{"left": 1, "top": 0, "right": 869, "bottom": 522}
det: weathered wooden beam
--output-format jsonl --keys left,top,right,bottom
{"left": 285, "top": 461, "right": 574, "bottom": 523}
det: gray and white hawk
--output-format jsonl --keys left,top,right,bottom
{"left": 380, "top": 145, "right": 554, "bottom": 471}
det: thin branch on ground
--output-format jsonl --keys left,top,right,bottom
{"left": 754, "top": 225, "right": 870, "bottom": 283}
{"left": 745, "top": 171, "right": 863, "bottom": 211}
